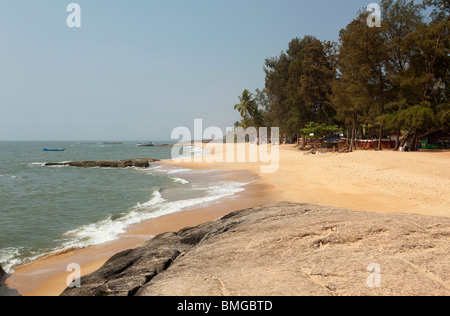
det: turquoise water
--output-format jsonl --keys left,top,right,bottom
{"left": 0, "top": 141, "right": 246, "bottom": 272}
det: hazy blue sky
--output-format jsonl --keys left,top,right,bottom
{"left": 1, "top": 0, "right": 372, "bottom": 141}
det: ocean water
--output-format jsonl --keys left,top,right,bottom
{"left": 0, "top": 141, "right": 247, "bottom": 273}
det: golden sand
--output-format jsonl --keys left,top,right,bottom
{"left": 5, "top": 144, "right": 450, "bottom": 296}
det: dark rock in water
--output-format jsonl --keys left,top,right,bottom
{"left": 0, "top": 264, "right": 5, "bottom": 278}
{"left": 61, "top": 202, "right": 450, "bottom": 296}
{"left": 45, "top": 158, "right": 159, "bottom": 169}
{"left": 0, "top": 264, "right": 20, "bottom": 296}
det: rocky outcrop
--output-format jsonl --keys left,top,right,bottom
{"left": 0, "top": 264, "right": 20, "bottom": 296}
{"left": 61, "top": 202, "right": 450, "bottom": 296}
{"left": 0, "top": 264, "right": 5, "bottom": 278}
{"left": 45, "top": 158, "right": 159, "bottom": 169}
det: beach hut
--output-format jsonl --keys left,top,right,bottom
{"left": 354, "top": 139, "right": 396, "bottom": 150}
{"left": 324, "top": 137, "right": 347, "bottom": 151}
{"left": 418, "top": 129, "right": 450, "bottom": 149}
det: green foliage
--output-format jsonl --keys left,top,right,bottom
{"left": 234, "top": 90, "right": 266, "bottom": 131}
{"left": 263, "top": 36, "right": 334, "bottom": 136}
{"left": 396, "top": 104, "right": 437, "bottom": 130}
{"left": 380, "top": 103, "right": 437, "bottom": 132}
{"left": 437, "top": 103, "right": 450, "bottom": 129}
{"left": 234, "top": 0, "right": 449, "bottom": 148}
{"left": 299, "top": 39, "right": 337, "bottom": 123}
{"left": 300, "top": 122, "right": 340, "bottom": 139}
{"left": 234, "top": 90, "right": 258, "bottom": 119}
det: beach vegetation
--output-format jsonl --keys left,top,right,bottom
{"left": 300, "top": 122, "right": 341, "bottom": 149}
{"left": 234, "top": 90, "right": 265, "bottom": 143}
{"left": 239, "top": 0, "right": 449, "bottom": 151}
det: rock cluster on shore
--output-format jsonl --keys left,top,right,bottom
{"left": 0, "top": 264, "right": 7, "bottom": 294}
{"left": 0, "top": 264, "right": 20, "bottom": 296}
{"left": 61, "top": 202, "right": 450, "bottom": 296}
{"left": 45, "top": 158, "right": 159, "bottom": 169}
{"left": 0, "top": 264, "right": 5, "bottom": 278}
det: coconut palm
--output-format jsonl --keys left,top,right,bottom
{"left": 234, "top": 90, "right": 258, "bottom": 121}
{"left": 234, "top": 90, "right": 261, "bottom": 144}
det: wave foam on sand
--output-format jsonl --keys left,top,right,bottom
{"left": 0, "top": 166, "right": 250, "bottom": 274}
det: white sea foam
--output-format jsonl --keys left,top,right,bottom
{"left": 134, "top": 165, "right": 161, "bottom": 174}
{"left": 0, "top": 246, "right": 67, "bottom": 274}
{"left": 62, "top": 190, "right": 166, "bottom": 249}
{"left": 145, "top": 181, "right": 248, "bottom": 219}
{"left": 169, "top": 145, "right": 210, "bottom": 161}
{"left": 155, "top": 166, "right": 217, "bottom": 175}
{"left": 171, "top": 177, "right": 189, "bottom": 185}
{"left": 0, "top": 247, "right": 23, "bottom": 273}
{"left": 1, "top": 166, "right": 249, "bottom": 274}
{"left": 59, "top": 180, "right": 248, "bottom": 251}
{"left": 29, "top": 161, "right": 72, "bottom": 168}
{"left": 134, "top": 190, "right": 166, "bottom": 209}
{"left": 0, "top": 174, "right": 23, "bottom": 180}
{"left": 28, "top": 162, "right": 46, "bottom": 167}
{"left": 164, "top": 168, "right": 193, "bottom": 174}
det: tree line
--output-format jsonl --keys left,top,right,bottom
{"left": 234, "top": 0, "right": 449, "bottom": 151}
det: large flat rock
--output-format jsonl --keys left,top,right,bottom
{"left": 61, "top": 202, "right": 450, "bottom": 296}
{"left": 45, "top": 158, "right": 159, "bottom": 168}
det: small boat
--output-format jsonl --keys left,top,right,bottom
{"left": 43, "top": 147, "right": 65, "bottom": 152}
{"left": 137, "top": 142, "right": 155, "bottom": 147}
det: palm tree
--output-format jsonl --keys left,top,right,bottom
{"left": 234, "top": 90, "right": 260, "bottom": 144}
{"left": 234, "top": 115, "right": 253, "bottom": 129}
{"left": 234, "top": 90, "right": 258, "bottom": 120}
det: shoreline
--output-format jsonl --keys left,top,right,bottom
{"left": 5, "top": 166, "right": 274, "bottom": 296}
{"left": 169, "top": 144, "right": 450, "bottom": 217}
{"left": 4, "top": 144, "right": 450, "bottom": 296}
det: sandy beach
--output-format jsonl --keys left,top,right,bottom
{"left": 172, "top": 144, "right": 450, "bottom": 217}
{"left": 4, "top": 144, "right": 450, "bottom": 296}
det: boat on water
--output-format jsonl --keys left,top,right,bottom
{"left": 137, "top": 142, "right": 155, "bottom": 147}
{"left": 43, "top": 147, "right": 65, "bottom": 152}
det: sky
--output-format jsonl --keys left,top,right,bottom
{"left": 0, "top": 0, "right": 377, "bottom": 141}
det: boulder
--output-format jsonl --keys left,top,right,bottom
{"left": 61, "top": 202, "right": 450, "bottom": 296}
{"left": 0, "top": 264, "right": 20, "bottom": 296}
{"left": 0, "top": 264, "right": 5, "bottom": 278}
{"left": 45, "top": 158, "right": 159, "bottom": 169}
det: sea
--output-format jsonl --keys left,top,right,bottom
{"left": 0, "top": 141, "right": 248, "bottom": 273}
